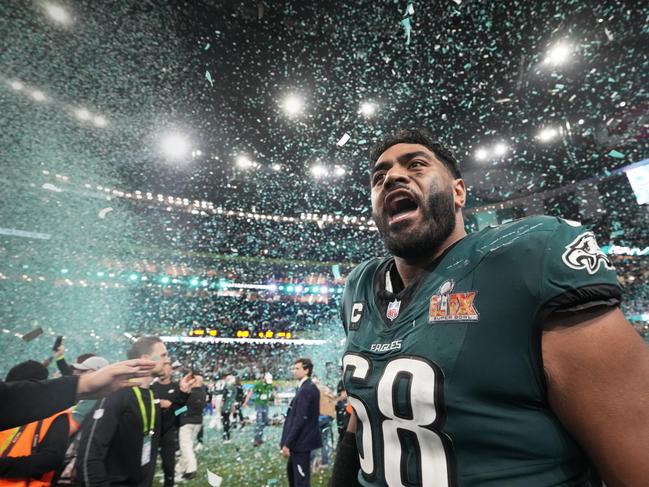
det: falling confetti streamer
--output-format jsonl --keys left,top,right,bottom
{"left": 205, "top": 69, "right": 214, "bottom": 86}
{"left": 98, "top": 207, "right": 113, "bottom": 219}
{"left": 336, "top": 133, "right": 351, "bottom": 146}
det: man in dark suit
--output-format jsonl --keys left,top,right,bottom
{"left": 280, "top": 357, "right": 322, "bottom": 487}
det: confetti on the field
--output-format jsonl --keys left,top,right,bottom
{"left": 207, "top": 470, "right": 223, "bottom": 487}
{"left": 205, "top": 70, "right": 214, "bottom": 86}
{"left": 608, "top": 150, "right": 625, "bottom": 159}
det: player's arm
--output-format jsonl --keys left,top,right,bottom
{"left": 543, "top": 306, "right": 649, "bottom": 487}
{"left": 329, "top": 410, "right": 361, "bottom": 487}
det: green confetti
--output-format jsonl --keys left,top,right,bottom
{"left": 205, "top": 70, "right": 214, "bottom": 86}
{"left": 608, "top": 150, "right": 624, "bottom": 159}
{"left": 204, "top": 43, "right": 211, "bottom": 50}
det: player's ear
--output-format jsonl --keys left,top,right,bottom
{"left": 452, "top": 178, "right": 466, "bottom": 209}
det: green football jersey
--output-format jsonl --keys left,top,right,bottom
{"left": 252, "top": 381, "right": 275, "bottom": 406}
{"left": 341, "top": 216, "right": 621, "bottom": 487}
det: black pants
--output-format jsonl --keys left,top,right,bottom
{"left": 222, "top": 411, "right": 231, "bottom": 440}
{"left": 287, "top": 450, "right": 311, "bottom": 487}
{"left": 159, "top": 428, "right": 176, "bottom": 487}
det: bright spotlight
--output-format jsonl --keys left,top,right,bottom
{"left": 44, "top": 3, "right": 71, "bottom": 24}
{"left": 475, "top": 148, "right": 489, "bottom": 161}
{"left": 9, "top": 81, "right": 23, "bottom": 91}
{"left": 544, "top": 43, "right": 571, "bottom": 65}
{"left": 93, "top": 115, "right": 107, "bottom": 127}
{"left": 271, "top": 163, "right": 281, "bottom": 171}
{"left": 281, "top": 94, "right": 304, "bottom": 116}
{"left": 311, "top": 165, "right": 328, "bottom": 178}
{"left": 536, "top": 127, "right": 561, "bottom": 143}
{"left": 493, "top": 143, "right": 508, "bottom": 156}
{"left": 236, "top": 155, "right": 254, "bottom": 169}
{"left": 334, "top": 166, "right": 346, "bottom": 176}
{"left": 74, "top": 108, "right": 91, "bottom": 120}
{"left": 359, "top": 101, "right": 377, "bottom": 117}
{"left": 161, "top": 133, "right": 190, "bottom": 159}
{"left": 30, "top": 90, "right": 46, "bottom": 102}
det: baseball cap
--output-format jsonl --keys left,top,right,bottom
{"left": 71, "top": 356, "right": 109, "bottom": 371}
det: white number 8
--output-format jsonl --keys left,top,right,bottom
{"left": 343, "top": 354, "right": 455, "bottom": 487}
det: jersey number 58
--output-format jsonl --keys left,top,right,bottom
{"left": 343, "top": 353, "right": 456, "bottom": 487}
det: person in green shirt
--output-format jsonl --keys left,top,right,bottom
{"left": 245, "top": 372, "right": 275, "bottom": 446}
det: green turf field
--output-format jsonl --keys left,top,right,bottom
{"left": 153, "top": 415, "right": 334, "bottom": 487}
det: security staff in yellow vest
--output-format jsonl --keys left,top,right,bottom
{"left": 0, "top": 361, "right": 70, "bottom": 487}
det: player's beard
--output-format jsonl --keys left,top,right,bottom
{"left": 373, "top": 182, "right": 456, "bottom": 261}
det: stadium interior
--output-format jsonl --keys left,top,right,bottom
{"left": 1, "top": 1, "right": 647, "bottom": 486}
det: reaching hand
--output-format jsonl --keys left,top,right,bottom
{"left": 159, "top": 399, "right": 172, "bottom": 409}
{"left": 179, "top": 373, "right": 197, "bottom": 393}
{"left": 76, "top": 359, "right": 156, "bottom": 399}
{"left": 281, "top": 446, "right": 290, "bottom": 458}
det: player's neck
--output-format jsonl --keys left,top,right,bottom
{"left": 394, "top": 225, "right": 467, "bottom": 288}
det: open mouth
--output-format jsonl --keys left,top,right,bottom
{"left": 385, "top": 191, "right": 419, "bottom": 225}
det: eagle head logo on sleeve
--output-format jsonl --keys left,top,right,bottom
{"left": 562, "top": 232, "right": 614, "bottom": 275}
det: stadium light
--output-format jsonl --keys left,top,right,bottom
{"left": 236, "top": 155, "right": 254, "bottom": 169}
{"left": 475, "top": 148, "right": 489, "bottom": 161}
{"left": 359, "top": 101, "right": 378, "bottom": 117}
{"left": 93, "top": 115, "right": 107, "bottom": 127}
{"left": 30, "top": 90, "right": 46, "bottom": 102}
{"left": 281, "top": 94, "right": 304, "bottom": 117}
{"left": 161, "top": 133, "right": 190, "bottom": 159}
{"left": 271, "top": 163, "right": 281, "bottom": 171}
{"left": 311, "top": 165, "right": 328, "bottom": 178}
{"left": 536, "top": 127, "right": 561, "bottom": 143}
{"left": 9, "top": 81, "right": 23, "bottom": 91}
{"left": 544, "top": 43, "right": 571, "bottom": 65}
{"left": 44, "top": 3, "right": 71, "bottom": 25}
{"left": 493, "top": 143, "right": 508, "bottom": 157}
{"left": 334, "top": 166, "right": 346, "bottom": 177}
{"left": 74, "top": 108, "right": 91, "bottom": 121}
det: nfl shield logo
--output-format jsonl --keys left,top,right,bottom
{"left": 386, "top": 299, "right": 401, "bottom": 321}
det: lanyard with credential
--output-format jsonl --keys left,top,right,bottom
{"left": 132, "top": 387, "right": 155, "bottom": 436}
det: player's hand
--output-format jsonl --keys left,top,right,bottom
{"left": 180, "top": 373, "right": 197, "bottom": 393}
{"left": 160, "top": 399, "right": 172, "bottom": 409}
{"left": 281, "top": 446, "right": 290, "bottom": 458}
{"left": 76, "top": 359, "right": 156, "bottom": 399}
